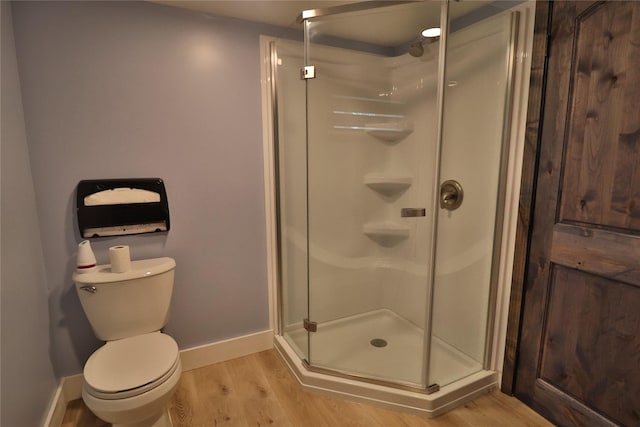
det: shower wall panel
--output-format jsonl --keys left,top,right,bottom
{"left": 307, "top": 45, "right": 392, "bottom": 324}
{"left": 306, "top": 46, "right": 445, "bottom": 330}
{"left": 377, "top": 52, "right": 440, "bottom": 329}
{"left": 278, "top": 38, "right": 442, "bottom": 334}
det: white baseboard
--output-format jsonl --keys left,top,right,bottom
{"left": 60, "top": 374, "right": 84, "bottom": 403}
{"left": 180, "top": 329, "right": 274, "bottom": 371}
{"left": 42, "top": 383, "right": 65, "bottom": 427}
{"left": 43, "top": 329, "right": 274, "bottom": 427}
{"left": 42, "top": 374, "right": 85, "bottom": 427}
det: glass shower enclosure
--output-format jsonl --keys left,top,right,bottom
{"left": 275, "top": 0, "right": 519, "bottom": 397}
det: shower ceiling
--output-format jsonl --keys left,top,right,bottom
{"left": 150, "top": 1, "right": 488, "bottom": 45}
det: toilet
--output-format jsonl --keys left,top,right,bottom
{"left": 73, "top": 257, "right": 181, "bottom": 427}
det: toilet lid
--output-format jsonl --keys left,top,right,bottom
{"left": 84, "top": 332, "right": 179, "bottom": 394}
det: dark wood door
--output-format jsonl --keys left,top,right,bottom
{"left": 514, "top": 1, "right": 640, "bottom": 426}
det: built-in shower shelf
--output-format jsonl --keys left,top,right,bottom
{"left": 366, "top": 122, "right": 414, "bottom": 142}
{"left": 363, "top": 222, "right": 410, "bottom": 247}
{"left": 364, "top": 174, "right": 412, "bottom": 196}
{"left": 333, "top": 94, "right": 405, "bottom": 105}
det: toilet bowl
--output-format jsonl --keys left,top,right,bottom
{"left": 73, "top": 257, "right": 181, "bottom": 427}
{"left": 81, "top": 332, "right": 182, "bottom": 427}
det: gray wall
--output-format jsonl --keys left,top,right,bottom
{"left": 12, "top": 1, "right": 287, "bottom": 376}
{"left": 1, "top": 2, "right": 59, "bottom": 425}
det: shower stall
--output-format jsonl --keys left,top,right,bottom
{"left": 263, "top": 0, "right": 533, "bottom": 416}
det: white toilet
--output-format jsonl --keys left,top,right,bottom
{"left": 73, "top": 257, "right": 181, "bottom": 427}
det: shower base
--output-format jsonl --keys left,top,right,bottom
{"left": 285, "top": 308, "right": 482, "bottom": 386}
{"left": 277, "top": 309, "right": 497, "bottom": 417}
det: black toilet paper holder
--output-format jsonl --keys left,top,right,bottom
{"left": 76, "top": 178, "right": 170, "bottom": 238}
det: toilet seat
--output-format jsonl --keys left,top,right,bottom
{"left": 84, "top": 332, "right": 179, "bottom": 400}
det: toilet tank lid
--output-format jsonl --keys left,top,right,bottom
{"left": 72, "top": 257, "right": 175, "bottom": 284}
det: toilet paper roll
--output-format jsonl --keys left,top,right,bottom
{"left": 109, "top": 245, "right": 131, "bottom": 273}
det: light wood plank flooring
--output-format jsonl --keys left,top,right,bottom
{"left": 62, "top": 349, "right": 551, "bottom": 426}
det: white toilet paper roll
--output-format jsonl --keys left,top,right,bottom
{"left": 109, "top": 245, "right": 131, "bottom": 273}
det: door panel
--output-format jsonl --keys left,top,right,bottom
{"left": 541, "top": 266, "right": 640, "bottom": 426}
{"left": 559, "top": 1, "right": 640, "bottom": 229}
{"left": 514, "top": 1, "right": 640, "bottom": 426}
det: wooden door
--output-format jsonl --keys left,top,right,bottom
{"left": 514, "top": 1, "right": 640, "bottom": 426}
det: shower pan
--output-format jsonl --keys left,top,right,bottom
{"left": 263, "top": 0, "right": 533, "bottom": 417}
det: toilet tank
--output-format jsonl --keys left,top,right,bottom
{"left": 73, "top": 257, "right": 176, "bottom": 341}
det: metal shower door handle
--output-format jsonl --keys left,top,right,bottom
{"left": 440, "top": 180, "right": 463, "bottom": 210}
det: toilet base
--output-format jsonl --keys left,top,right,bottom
{"left": 113, "top": 407, "right": 172, "bottom": 427}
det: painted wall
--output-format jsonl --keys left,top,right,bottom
{"left": 11, "top": 1, "right": 292, "bottom": 376}
{"left": 1, "top": 2, "right": 58, "bottom": 425}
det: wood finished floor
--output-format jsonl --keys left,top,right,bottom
{"left": 62, "top": 349, "right": 551, "bottom": 427}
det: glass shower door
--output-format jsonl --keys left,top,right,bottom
{"left": 429, "top": 2, "right": 519, "bottom": 387}
{"left": 273, "top": 40, "right": 310, "bottom": 363}
{"left": 303, "top": 1, "right": 445, "bottom": 387}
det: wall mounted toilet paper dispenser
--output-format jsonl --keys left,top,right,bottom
{"left": 76, "top": 178, "right": 170, "bottom": 238}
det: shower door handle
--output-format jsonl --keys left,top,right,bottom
{"left": 440, "top": 180, "right": 464, "bottom": 210}
{"left": 401, "top": 208, "right": 426, "bottom": 217}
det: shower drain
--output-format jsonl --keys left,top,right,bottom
{"left": 370, "top": 338, "right": 388, "bottom": 348}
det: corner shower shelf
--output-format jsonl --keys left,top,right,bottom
{"left": 364, "top": 174, "right": 412, "bottom": 196}
{"left": 366, "top": 122, "right": 414, "bottom": 142}
{"left": 363, "top": 222, "right": 410, "bottom": 247}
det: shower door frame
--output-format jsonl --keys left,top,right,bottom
{"left": 260, "top": 0, "right": 537, "bottom": 399}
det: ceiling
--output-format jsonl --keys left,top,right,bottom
{"left": 150, "top": 1, "right": 354, "bottom": 29}
{"left": 150, "top": 1, "right": 490, "bottom": 46}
